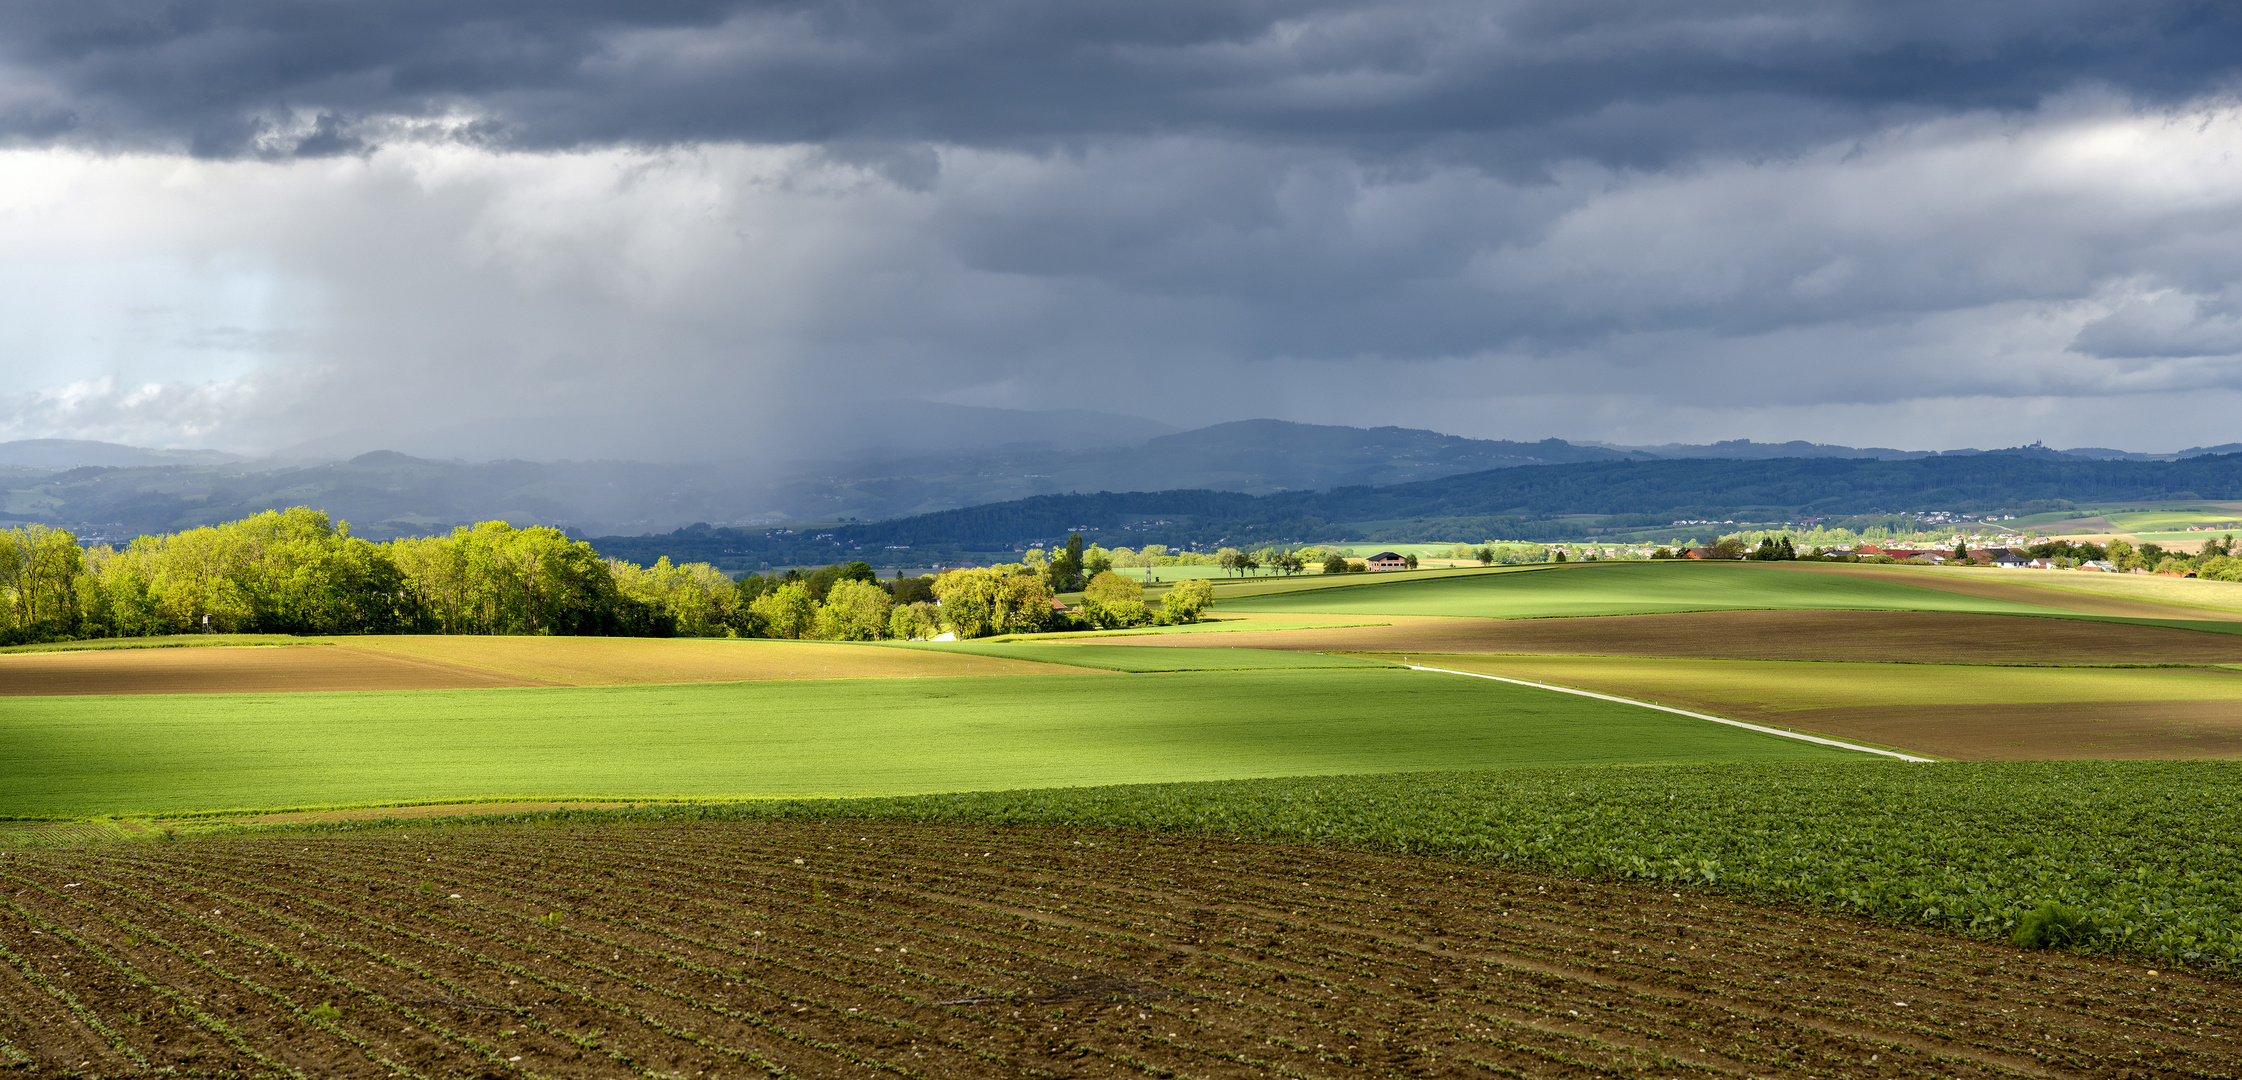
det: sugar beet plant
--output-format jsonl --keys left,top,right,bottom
{"left": 550, "top": 759, "right": 2242, "bottom": 970}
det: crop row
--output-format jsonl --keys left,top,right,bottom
{"left": 470, "top": 759, "right": 2242, "bottom": 969}
{"left": 6, "top": 820, "right": 2234, "bottom": 1078}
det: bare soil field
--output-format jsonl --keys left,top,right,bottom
{"left": 0, "top": 637, "right": 1083, "bottom": 695}
{"left": 344, "top": 635, "right": 1082, "bottom": 685}
{"left": 2, "top": 820, "right": 2231, "bottom": 1079}
{"left": 0, "top": 643, "right": 542, "bottom": 696}
{"left": 1090, "top": 608, "right": 2242, "bottom": 664}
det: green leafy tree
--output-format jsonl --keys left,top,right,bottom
{"left": 1080, "top": 571, "right": 1152, "bottom": 629}
{"left": 1322, "top": 552, "right": 1351, "bottom": 575}
{"left": 1159, "top": 578, "right": 1214, "bottom": 623}
{"left": 888, "top": 601, "right": 942, "bottom": 640}
{"left": 1046, "top": 533, "right": 1087, "bottom": 592}
{"left": 1403, "top": 553, "right": 1419, "bottom": 569}
{"left": 934, "top": 565, "right": 1056, "bottom": 638}
{"left": 814, "top": 578, "right": 894, "bottom": 640}
{"left": 749, "top": 582, "right": 817, "bottom": 639}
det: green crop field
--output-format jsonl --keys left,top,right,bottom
{"left": 888, "top": 641, "right": 1395, "bottom": 671}
{"left": 587, "top": 759, "right": 2242, "bottom": 968}
{"left": 1221, "top": 561, "right": 2092, "bottom": 619}
{"left": 2, "top": 667, "right": 1871, "bottom": 820}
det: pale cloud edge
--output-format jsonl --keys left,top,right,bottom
{"left": 1, "top": 1, "right": 2239, "bottom": 457}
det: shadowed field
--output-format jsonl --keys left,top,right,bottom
{"left": 1771, "top": 562, "right": 2242, "bottom": 621}
{"left": 1223, "top": 561, "right": 2242, "bottom": 630}
{"left": 1403, "top": 654, "right": 2242, "bottom": 761}
{"left": 1091, "top": 608, "right": 2242, "bottom": 664}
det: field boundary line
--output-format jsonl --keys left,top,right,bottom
{"left": 1405, "top": 664, "right": 1936, "bottom": 762}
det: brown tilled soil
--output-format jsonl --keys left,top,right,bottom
{"left": 1091, "top": 608, "right": 2242, "bottom": 664}
{"left": 0, "top": 643, "right": 545, "bottom": 696}
{"left": 0, "top": 821, "right": 2232, "bottom": 1079}
{"left": 331, "top": 635, "right": 1083, "bottom": 686}
{"left": 0, "top": 638, "right": 1088, "bottom": 695}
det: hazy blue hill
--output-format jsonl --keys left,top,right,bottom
{"left": 14, "top": 423, "right": 2242, "bottom": 558}
{"left": 588, "top": 451, "right": 2242, "bottom": 571}
{"left": 0, "top": 439, "right": 243, "bottom": 469}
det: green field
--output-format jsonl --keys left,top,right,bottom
{"left": 1222, "top": 561, "right": 2035, "bottom": 618}
{"left": 889, "top": 641, "right": 1394, "bottom": 671}
{"left": 2, "top": 667, "right": 1871, "bottom": 819}
{"left": 1218, "top": 561, "right": 2227, "bottom": 625}
{"left": 575, "top": 760, "right": 2242, "bottom": 968}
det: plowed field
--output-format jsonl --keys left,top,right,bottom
{"left": 0, "top": 643, "right": 543, "bottom": 695}
{"left": 2, "top": 822, "right": 2233, "bottom": 1079}
{"left": 0, "top": 638, "right": 1082, "bottom": 695}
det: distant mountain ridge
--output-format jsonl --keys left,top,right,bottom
{"left": 1585, "top": 438, "right": 2242, "bottom": 462}
{"left": 0, "top": 439, "right": 245, "bottom": 469}
{"left": 590, "top": 451, "right": 2242, "bottom": 571}
{"left": 6, "top": 422, "right": 2241, "bottom": 545}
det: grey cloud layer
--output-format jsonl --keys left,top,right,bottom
{"left": 4, "top": 1, "right": 2242, "bottom": 458}
{"left": 5, "top": 0, "right": 2238, "bottom": 161}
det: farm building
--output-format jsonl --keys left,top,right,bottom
{"left": 1365, "top": 552, "right": 1409, "bottom": 571}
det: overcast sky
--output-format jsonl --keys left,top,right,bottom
{"left": 4, "top": 0, "right": 2241, "bottom": 459}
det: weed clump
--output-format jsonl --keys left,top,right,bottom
{"left": 309, "top": 1002, "right": 342, "bottom": 1022}
{"left": 2013, "top": 902, "right": 2100, "bottom": 950}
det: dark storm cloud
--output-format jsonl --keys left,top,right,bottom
{"left": 4, "top": 0, "right": 2238, "bottom": 162}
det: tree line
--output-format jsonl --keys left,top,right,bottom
{"left": 0, "top": 510, "right": 1216, "bottom": 646}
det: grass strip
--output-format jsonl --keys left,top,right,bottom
{"left": 4, "top": 669, "right": 1854, "bottom": 819}
{"left": 332, "top": 760, "right": 2242, "bottom": 972}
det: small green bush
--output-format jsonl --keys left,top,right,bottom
{"left": 309, "top": 1002, "right": 342, "bottom": 1022}
{"left": 2013, "top": 901, "right": 2101, "bottom": 949}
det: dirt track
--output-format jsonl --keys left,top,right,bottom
{"left": 1094, "top": 608, "right": 2242, "bottom": 664}
{"left": 2, "top": 821, "right": 2232, "bottom": 1079}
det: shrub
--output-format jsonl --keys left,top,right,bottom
{"left": 2012, "top": 901, "right": 2101, "bottom": 950}
{"left": 1159, "top": 579, "right": 1214, "bottom": 623}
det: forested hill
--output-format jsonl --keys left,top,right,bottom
{"left": 589, "top": 452, "right": 2242, "bottom": 570}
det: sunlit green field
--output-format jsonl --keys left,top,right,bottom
{"left": 2, "top": 667, "right": 1869, "bottom": 819}
{"left": 1221, "top": 561, "right": 2080, "bottom": 619}
{"left": 889, "top": 641, "right": 1394, "bottom": 670}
